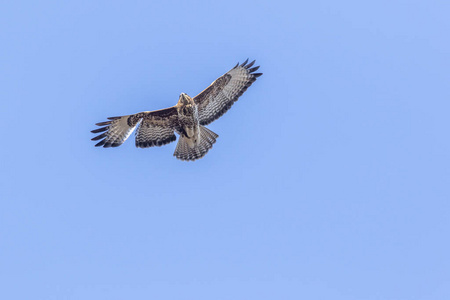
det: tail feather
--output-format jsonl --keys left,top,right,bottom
{"left": 174, "top": 126, "right": 218, "bottom": 161}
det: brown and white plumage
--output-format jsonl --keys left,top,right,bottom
{"left": 91, "top": 107, "right": 178, "bottom": 148}
{"left": 194, "top": 59, "right": 262, "bottom": 125}
{"left": 91, "top": 59, "right": 262, "bottom": 161}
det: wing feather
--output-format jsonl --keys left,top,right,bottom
{"left": 193, "top": 59, "right": 262, "bottom": 125}
{"left": 135, "top": 107, "right": 179, "bottom": 148}
{"left": 91, "top": 107, "right": 178, "bottom": 148}
{"left": 91, "top": 114, "right": 141, "bottom": 148}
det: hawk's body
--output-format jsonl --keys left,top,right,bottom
{"left": 91, "top": 59, "right": 262, "bottom": 161}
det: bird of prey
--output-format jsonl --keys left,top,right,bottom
{"left": 91, "top": 59, "right": 262, "bottom": 161}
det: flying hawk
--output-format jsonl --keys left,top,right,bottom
{"left": 91, "top": 59, "right": 262, "bottom": 161}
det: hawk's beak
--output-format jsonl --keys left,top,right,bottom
{"left": 180, "top": 93, "right": 188, "bottom": 104}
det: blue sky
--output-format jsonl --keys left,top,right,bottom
{"left": 1, "top": 1, "right": 449, "bottom": 299}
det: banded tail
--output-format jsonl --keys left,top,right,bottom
{"left": 174, "top": 126, "right": 218, "bottom": 161}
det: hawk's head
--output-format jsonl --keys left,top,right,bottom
{"left": 177, "top": 93, "right": 196, "bottom": 116}
{"left": 178, "top": 93, "right": 194, "bottom": 106}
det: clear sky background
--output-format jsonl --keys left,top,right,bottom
{"left": 1, "top": 1, "right": 449, "bottom": 299}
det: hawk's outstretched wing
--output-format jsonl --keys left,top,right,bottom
{"left": 193, "top": 59, "right": 262, "bottom": 125}
{"left": 135, "top": 108, "right": 178, "bottom": 148}
{"left": 91, "top": 107, "right": 178, "bottom": 148}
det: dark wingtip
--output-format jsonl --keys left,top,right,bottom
{"left": 95, "top": 140, "right": 106, "bottom": 147}
{"left": 240, "top": 58, "right": 249, "bottom": 67}
{"left": 253, "top": 73, "right": 263, "bottom": 78}
{"left": 91, "top": 132, "right": 107, "bottom": 141}
{"left": 95, "top": 121, "right": 112, "bottom": 126}
{"left": 91, "top": 127, "right": 109, "bottom": 134}
{"left": 248, "top": 66, "right": 260, "bottom": 73}
{"left": 107, "top": 116, "right": 121, "bottom": 120}
{"left": 246, "top": 60, "right": 256, "bottom": 69}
